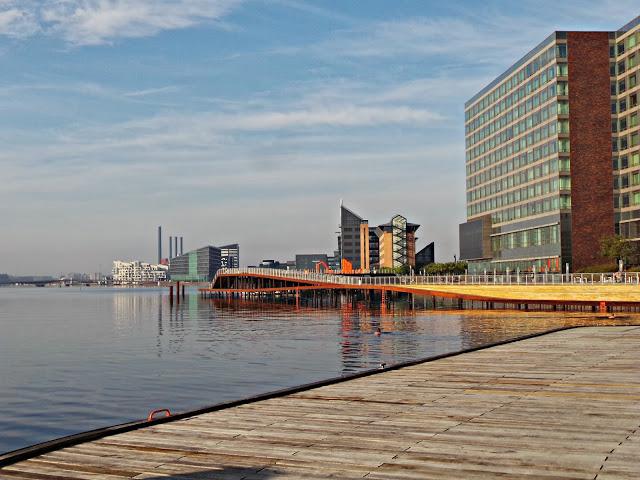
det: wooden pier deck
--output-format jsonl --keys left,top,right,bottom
{"left": 2, "top": 326, "right": 639, "bottom": 479}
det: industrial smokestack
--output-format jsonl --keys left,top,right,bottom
{"left": 174, "top": 237, "right": 178, "bottom": 258}
{"left": 180, "top": 237, "right": 183, "bottom": 255}
{"left": 157, "top": 226, "right": 162, "bottom": 264}
{"left": 169, "top": 236, "right": 173, "bottom": 259}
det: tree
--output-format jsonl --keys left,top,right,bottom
{"left": 600, "top": 234, "right": 635, "bottom": 266}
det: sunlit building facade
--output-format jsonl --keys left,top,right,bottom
{"left": 461, "top": 15, "right": 640, "bottom": 273}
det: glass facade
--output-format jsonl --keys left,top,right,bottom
{"left": 464, "top": 35, "right": 567, "bottom": 273}
{"left": 614, "top": 22, "right": 640, "bottom": 243}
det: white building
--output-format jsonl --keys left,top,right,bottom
{"left": 112, "top": 260, "right": 168, "bottom": 285}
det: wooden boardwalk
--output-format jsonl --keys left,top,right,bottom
{"left": 2, "top": 326, "right": 639, "bottom": 479}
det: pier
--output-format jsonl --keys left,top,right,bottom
{"left": 1, "top": 326, "right": 639, "bottom": 478}
{"left": 199, "top": 268, "right": 640, "bottom": 312}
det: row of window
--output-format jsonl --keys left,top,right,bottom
{"left": 492, "top": 224, "right": 560, "bottom": 252}
{"left": 615, "top": 191, "right": 640, "bottom": 208}
{"left": 616, "top": 31, "right": 638, "bottom": 55}
{"left": 466, "top": 88, "right": 561, "bottom": 148}
{"left": 613, "top": 152, "right": 640, "bottom": 170}
{"left": 468, "top": 103, "right": 564, "bottom": 164}
{"left": 467, "top": 138, "right": 563, "bottom": 181}
{"left": 613, "top": 73, "right": 638, "bottom": 96}
{"left": 470, "top": 194, "right": 571, "bottom": 225}
{"left": 466, "top": 65, "right": 564, "bottom": 134}
{"left": 613, "top": 132, "right": 640, "bottom": 152}
{"left": 469, "top": 175, "right": 568, "bottom": 211}
{"left": 614, "top": 170, "right": 640, "bottom": 190}
{"left": 618, "top": 219, "right": 640, "bottom": 239}
{"left": 613, "top": 53, "right": 638, "bottom": 76}
{"left": 468, "top": 156, "right": 567, "bottom": 199}
{"left": 612, "top": 111, "right": 638, "bottom": 133}
{"left": 468, "top": 107, "right": 562, "bottom": 156}
{"left": 468, "top": 124, "right": 565, "bottom": 177}
{"left": 612, "top": 92, "right": 638, "bottom": 114}
{"left": 466, "top": 43, "right": 565, "bottom": 120}
{"left": 467, "top": 258, "right": 562, "bottom": 274}
{"left": 469, "top": 176, "right": 563, "bottom": 215}
{"left": 467, "top": 154, "right": 570, "bottom": 192}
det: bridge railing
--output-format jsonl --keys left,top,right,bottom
{"left": 212, "top": 268, "right": 640, "bottom": 287}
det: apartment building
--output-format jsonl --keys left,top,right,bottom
{"left": 460, "top": 15, "right": 640, "bottom": 273}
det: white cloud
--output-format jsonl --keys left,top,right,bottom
{"left": 0, "top": 0, "right": 241, "bottom": 45}
{"left": 0, "top": 3, "right": 39, "bottom": 37}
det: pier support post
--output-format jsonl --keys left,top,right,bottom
{"left": 169, "top": 285, "right": 174, "bottom": 304}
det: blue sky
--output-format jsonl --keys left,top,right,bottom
{"left": 0, "top": 0, "right": 637, "bottom": 274}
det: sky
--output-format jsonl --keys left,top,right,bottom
{"left": 0, "top": 1, "right": 637, "bottom": 275}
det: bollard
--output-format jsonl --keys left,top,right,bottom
{"left": 599, "top": 301, "right": 607, "bottom": 313}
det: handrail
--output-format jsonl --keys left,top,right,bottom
{"left": 211, "top": 268, "right": 640, "bottom": 287}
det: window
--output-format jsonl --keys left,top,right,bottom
{"left": 632, "top": 133, "right": 639, "bottom": 148}
{"left": 630, "top": 74, "right": 637, "bottom": 89}
{"left": 618, "top": 60, "right": 626, "bottom": 74}
{"left": 620, "top": 117, "right": 628, "bottom": 131}
{"left": 558, "top": 63, "right": 568, "bottom": 76}
{"left": 631, "top": 113, "right": 638, "bottom": 128}
{"left": 556, "top": 44, "right": 567, "bottom": 58}
{"left": 629, "top": 54, "right": 637, "bottom": 69}
{"left": 618, "top": 42, "right": 625, "bottom": 55}
{"left": 619, "top": 80, "right": 626, "bottom": 94}
{"left": 557, "top": 82, "right": 569, "bottom": 96}
{"left": 558, "top": 139, "right": 570, "bottom": 152}
{"left": 558, "top": 101, "right": 569, "bottom": 115}
{"left": 620, "top": 99, "right": 627, "bottom": 113}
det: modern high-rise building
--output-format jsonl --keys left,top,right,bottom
{"left": 219, "top": 243, "right": 240, "bottom": 269}
{"left": 460, "top": 16, "right": 640, "bottom": 273}
{"left": 338, "top": 203, "right": 370, "bottom": 271}
{"left": 168, "top": 246, "right": 221, "bottom": 282}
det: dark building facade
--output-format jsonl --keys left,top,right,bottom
{"left": 338, "top": 203, "right": 369, "bottom": 271}
{"left": 416, "top": 242, "right": 435, "bottom": 270}
{"left": 219, "top": 243, "right": 240, "bottom": 269}
{"left": 169, "top": 246, "right": 221, "bottom": 282}
{"left": 461, "top": 17, "right": 640, "bottom": 273}
{"left": 295, "top": 254, "right": 329, "bottom": 271}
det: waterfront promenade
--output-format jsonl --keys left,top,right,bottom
{"left": 1, "top": 326, "right": 639, "bottom": 479}
{"left": 202, "top": 268, "right": 640, "bottom": 310}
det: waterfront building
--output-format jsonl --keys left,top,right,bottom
{"left": 219, "top": 243, "right": 240, "bottom": 269}
{"left": 327, "top": 250, "right": 341, "bottom": 271}
{"left": 168, "top": 246, "right": 221, "bottom": 282}
{"left": 376, "top": 215, "right": 420, "bottom": 270}
{"left": 460, "top": 15, "right": 640, "bottom": 273}
{"left": 337, "top": 203, "right": 428, "bottom": 272}
{"left": 416, "top": 242, "right": 436, "bottom": 270}
{"left": 295, "top": 254, "right": 329, "bottom": 271}
{"left": 112, "top": 261, "right": 168, "bottom": 285}
{"left": 258, "top": 259, "right": 287, "bottom": 269}
{"left": 338, "top": 203, "right": 369, "bottom": 272}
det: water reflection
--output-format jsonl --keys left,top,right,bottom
{"left": 0, "top": 287, "right": 638, "bottom": 454}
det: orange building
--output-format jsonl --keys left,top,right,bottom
{"left": 376, "top": 215, "right": 419, "bottom": 270}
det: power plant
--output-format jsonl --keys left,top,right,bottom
{"left": 160, "top": 229, "right": 184, "bottom": 262}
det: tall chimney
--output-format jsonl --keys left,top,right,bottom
{"left": 157, "top": 226, "right": 162, "bottom": 264}
{"left": 180, "top": 237, "right": 183, "bottom": 255}
{"left": 174, "top": 237, "right": 178, "bottom": 258}
{"left": 169, "top": 236, "right": 173, "bottom": 259}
